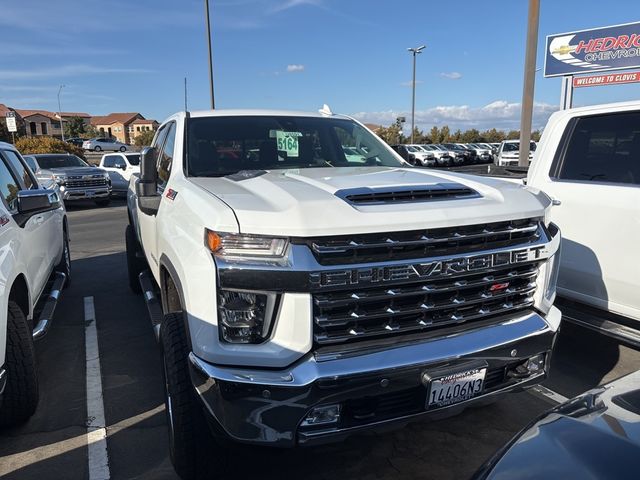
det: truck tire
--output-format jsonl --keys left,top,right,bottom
{"left": 0, "top": 301, "right": 39, "bottom": 427}
{"left": 160, "top": 312, "right": 223, "bottom": 480}
{"left": 55, "top": 229, "right": 71, "bottom": 288}
{"left": 125, "top": 225, "right": 145, "bottom": 294}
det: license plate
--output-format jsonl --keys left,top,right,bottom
{"left": 85, "top": 190, "right": 95, "bottom": 197}
{"left": 426, "top": 368, "right": 486, "bottom": 408}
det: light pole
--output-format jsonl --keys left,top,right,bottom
{"left": 407, "top": 45, "right": 425, "bottom": 144}
{"left": 204, "top": 0, "right": 215, "bottom": 109}
{"left": 57, "top": 84, "right": 66, "bottom": 142}
{"left": 518, "top": 0, "right": 540, "bottom": 167}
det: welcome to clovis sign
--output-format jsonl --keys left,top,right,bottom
{"left": 545, "top": 21, "right": 640, "bottom": 77}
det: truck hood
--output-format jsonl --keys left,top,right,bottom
{"left": 189, "top": 167, "right": 548, "bottom": 237}
{"left": 40, "top": 166, "right": 106, "bottom": 176}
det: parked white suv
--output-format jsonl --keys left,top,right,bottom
{"left": 127, "top": 109, "right": 560, "bottom": 479}
{"left": 82, "top": 137, "right": 130, "bottom": 152}
{"left": 0, "top": 142, "right": 69, "bottom": 426}
{"left": 99, "top": 152, "right": 140, "bottom": 195}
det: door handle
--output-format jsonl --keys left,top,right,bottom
{"left": 33, "top": 215, "right": 44, "bottom": 224}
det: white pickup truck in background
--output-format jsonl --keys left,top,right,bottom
{"left": 99, "top": 152, "right": 141, "bottom": 196}
{"left": 525, "top": 100, "right": 640, "bottom": 344}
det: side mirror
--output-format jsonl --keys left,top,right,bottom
{"left": 136, "top": 146, "right": 161, "bottom": 215}
{"left": 15, "top": 190, "right": 61, "bottom": 227}
{"left": 118, "top": 163, "right": 127, "bottom": 171}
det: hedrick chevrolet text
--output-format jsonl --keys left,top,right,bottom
{"left": 126, "top": 109, "right": 561, "bottom": 480}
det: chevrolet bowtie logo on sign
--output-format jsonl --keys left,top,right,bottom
{"left": 310, "top": 246, "right": 545, "bottom": 289}
{"left": 545, "top": 21, "right": 640, "bottom": 77}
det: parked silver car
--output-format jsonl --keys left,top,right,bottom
{"left": 82, "top": 137, "right": 131, "bottom": 152}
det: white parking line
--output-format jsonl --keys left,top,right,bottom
{"left": 530, "top": 385, "right": 570, "bottom": 404}
{"left": 84, "top": 296, "right": 110, "bottom": 480}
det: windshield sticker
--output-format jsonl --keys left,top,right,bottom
{"left": 276, "top": 131, "right": 302, "bottom": 157}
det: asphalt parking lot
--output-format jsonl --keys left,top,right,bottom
{"left": 0, "top": 199, "right": 638, "bottom": 480}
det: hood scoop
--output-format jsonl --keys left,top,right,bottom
{"left": 336, "top": 183, "right": 479, "bottom": 205}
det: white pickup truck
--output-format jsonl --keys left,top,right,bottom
{"left": 526, "top": 100, "right": 640, "bottom": 343}
{"left": 126, "top": 109, "right": 561, "bottom": 480}
{"left": 0, "top": 142, "right": 69, "bottom": 427}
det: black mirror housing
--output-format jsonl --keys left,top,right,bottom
{"left": 18, "top": 189, "right": 60, "bottom": 214}
{"left": 15, "top": 189, "right": 61, "bottom": 227}
{"left": 140, "top": 146, "right": 158, "bottom": 187}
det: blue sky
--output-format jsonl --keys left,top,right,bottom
{"left": 1, "top": 0, "right": 639, "bottom": 132}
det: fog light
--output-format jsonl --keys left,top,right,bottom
{"left": 218, "top": 290, "right": 277, "bottom": 344}
{"left": 525, "top": 354, "right": 545, "bottom": 373}
{"left": 301, "top": 404, "right": 341, "bottom": 427}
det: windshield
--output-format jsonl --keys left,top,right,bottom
{"left": 125, "top": 154, "right": 140, "bottom": 165}
{"left": 186, "top": 116, "right": 404, "bottom": 176}
{"left": 503, "top": 142, "right": 537, "bottom": 152}
{"left": 35, "top": 155, "right": 88, "bottom": 169}
{"left": 405, "top": 145, "right": 419, "bottom": 152}
{"left": 443, "top": 143, "right": 464, "bottom": 151}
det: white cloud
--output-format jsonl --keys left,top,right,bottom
{"left": 286, "top": 64, "right": 305, "bottom": 73}
{"left": 0, "top": 65, "right": 152, "bottom": 80}
{"left": 351, "top": 100, "right": 559, "bottom": 131}
{"left": 440, "top": 72, "right": 462, "bottom": 80}
{"left": 270, "top": 0, "right": 323, "bottom": 13}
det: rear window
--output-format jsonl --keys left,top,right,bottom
{"left": 557, "top": 112, "right": 640, "bottom": 185}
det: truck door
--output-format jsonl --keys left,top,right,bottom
{"left": 536, "top": 111, "right": 640, "bottom": 319}
{"left": 0, "top": 150, "right": 55, "bottom": 299}
{"left": 137, "top": 122, "right": 176, "bottom": 282}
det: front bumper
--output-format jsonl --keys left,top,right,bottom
{"left": 190, "top": 307, "right": 560, "bottom": 447}
{"left": 60, "top": 186, "right": 111, "bottom": 201}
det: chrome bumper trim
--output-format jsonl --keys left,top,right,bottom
{"left": 190, "top": 308, "right": 559, "bottom": 387}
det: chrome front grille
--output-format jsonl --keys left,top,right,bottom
{"left": 302, "top": 218, "right": 542, "bottom": 266}
{"left": 313, "top": 263, "right": 538, "bottom": 345}
{"left": 65, "top": 177, "right": 108, "bottom": 188}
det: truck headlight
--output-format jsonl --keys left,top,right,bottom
{"left": 217, "top": 290, "right": 278, "bottom": 344}
{"left": 53, "top": 174, "right": 66, "bottom": 185}
{"left": 206, "top": 229, "right": 288, "bottom": 262}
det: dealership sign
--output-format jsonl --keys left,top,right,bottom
{"left": 573, "top": 70, "right": 640, "bottom": 88}
{"left": 545, "top": 22, "right": 640, "bottom": 77}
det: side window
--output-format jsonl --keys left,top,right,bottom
{"left": 103, "top": 155, "right": 125, "bottom": 168}
{"left": 0, "top": 155, "right": 21, "bottom": 212}
{"left": 557, "top": 112, "right": 640, "bottom": 185}
{"left": 2, "top": 150, "right": 36, "bottom": 190}
{"left": 157, "top": 122, "right": 176, "bottom": 189}
{"left": 25, "top": 156, "right": 38, "bottom": 172}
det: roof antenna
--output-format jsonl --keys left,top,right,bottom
{"left": 184, "top": 77, "right": 188, "bottom": 112}
{"left": 319, "top": 104, "right": 333, "bottom": 116}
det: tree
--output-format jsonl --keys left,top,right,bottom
{"left": 451, "top": 129, "right": 462, "bottom": 142}
{"left": 15, "top": 136, "right": 85, "bottom": 159}
{"left": 461, "top": 128, "right": 481, "bottom": 143}
{"left": 480, "top": 128, "right": 505, "bottom": 143}
{"left": 506, "top": 130, "right": 520, "bottom": 140}
{"left": 439, "top": 125, "right": 451, "bottom": 143}
{"left": 63, "top": 116, "right": 89, "bottom": 138}
{"left": 134, "top": 130, "right": 156, "bottom": 147}
{"left": 531, "top": 130, "right": 542, "bottom": 142}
